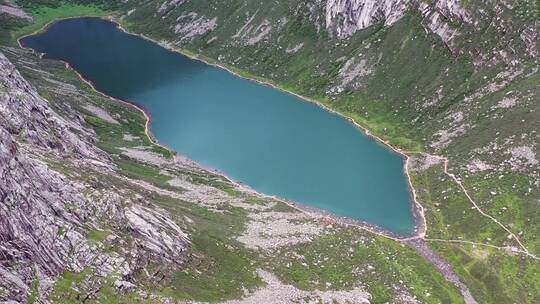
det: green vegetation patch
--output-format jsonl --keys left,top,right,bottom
{"left": 265, "top": 227, "right": 464, "bottom": 303}
{"left": 87, "top": 229, "right": 110, "bottom": 243}
{"left": 430, "top": 242, "right": 540, "bottom": 304}
{"left": 9, "top": 3, "right": 108, "bottom": 44}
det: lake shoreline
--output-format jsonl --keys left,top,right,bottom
{"left": 17, "top": 16, "right": 426, "bottom": 242}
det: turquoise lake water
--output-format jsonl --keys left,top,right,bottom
{"left": 21, "top": 17, "right": 416, "bottom": 234}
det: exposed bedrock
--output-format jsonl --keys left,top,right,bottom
{"left": 0, "top": 52, "right": 190, "bottom": 302}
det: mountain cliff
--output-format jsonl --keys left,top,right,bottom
{"left": 0, "top": 49, "right": 192, "bottom": 302}
{"left": 325, "top": 0, "right": 409, "bottom": 37}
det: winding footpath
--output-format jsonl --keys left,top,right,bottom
{"left": 420, "top": 153, "right": 539, "bottom": 260}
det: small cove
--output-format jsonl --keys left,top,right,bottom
{"left": 21, "top": 17, "right": 416, "bottom": 235}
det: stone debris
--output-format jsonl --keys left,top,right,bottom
{"left": 470, "top": 137, "right": 539, "bottom": 187}
{"left": 43, "top": 76, "right": 79, "bottom": 94}
{"left": 232, "top": 10, "right": 259, "bottom": 40}
{"left": 237, "top": 211, "right": 322, "bottom": 250}
{"left": 233, "top": 13, "right": 274, "bottom": 46}
{"left": 507, "top": 146, "right": 538, "bottom": 171}
{"left": 520, "top": 24, "right": 538, "bottom": 58}
{"left": 431, "top": 124, "right": 473, "bottom": 150}
{"left": 158, "top": 0, "right": 186, "bottom": 14}
{"left": 83, "top": 104, "right": 119, "bottom": 124}
{"left": 121, "top": 147, "right": 171, "bottom": 166}
{"left": 338, "top": 57, "right": 372, "bottom": 88}
{"left": 0, "top": 2, "right": 32, "bottom": 20}
{"left": 220, "top": 269, "right": 370, "bottom": 304}
{"left": 229, "top": 200, "right": 276, "bottom": 211}
{"left": 246, "top": 20, "right": 272, "bottom": 45}
{"left": 462, "top": 68, "right": 524, "bottom": 103}
{"left": 466, "top": 159, "right": 493, "bottom": 173}
{"left": 167, "top": 176, "right": 235, "bottom": 208}
{"left": 114, "top": 279, "right": 136, "bottom": 292}
{"left": 122, "top": 133, "right": 139, "bottom": 141}
{"left": 422, "top": 86, "right": 445, "bottom": 108}
{"left": 285, "top": 43, "right": 304, "bottom": 54}
{"left": 493, "top": 97, "right": 519, "bottom": 109}
{"left": 395, "top": 292, "right": 421, "bottom": 304}
{"left": 409, "top": 153, "right": 444, "bottom": 172}
{"left": 447, "top": 112, "right": 464, "bottom": 124}
{"left": 174, "top": 12, "right": 218, "bottom": 41}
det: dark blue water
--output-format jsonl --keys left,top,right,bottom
{"left": 22, "top": 17, "right": 416, "bottom": 234}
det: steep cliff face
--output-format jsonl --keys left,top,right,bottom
{"left": 416, "top": 0, "right": 473, "bottom": 52}
{"left": 325, "top": 0, "right": 536, "bottom": 63}
{"left": 0, "top": 51, "right": 103, "bottom": 159}
{"left": 325, "top": 0, "right": 474, "bottom": 46}
{"left": 325, "top": 0, "right": 408, "bottom": 37}
{"left": 0, "top": 51, "right": 191, "bottom": 302}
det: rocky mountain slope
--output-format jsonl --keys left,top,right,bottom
{"left": 0, "top": 0, "right": 539, "bottom": 303}
{"left": 0, "top": 48, "right": 192, "bottom": 302}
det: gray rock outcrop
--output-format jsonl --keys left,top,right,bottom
{"left": 326, "top": 0, "right": 408, "bottom": 37}
{"left": 0, "top": 52, "right": 190, "bottom": 302}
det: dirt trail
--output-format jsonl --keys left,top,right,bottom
{"left": 428, "top": 154, "right": 539, "bottom": 260}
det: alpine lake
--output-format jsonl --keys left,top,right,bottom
{"left": 22, "top": 17, "right": 417, "bottom": 235}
